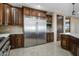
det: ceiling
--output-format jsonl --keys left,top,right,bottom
{"left": 11, "top": 3, "right": 79, "bottom": 17}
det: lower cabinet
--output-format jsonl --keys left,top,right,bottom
{"left": 46, "top": 32, "right": 54, "bottom": 43}
{"left": 61, "top": 34, "right": 79, "bottom": 56}
{"left": 9, "top": 34, "right": 24, "bottom": 49}
{"left": 61, "top": 35, "right": 71, "bottom": 50}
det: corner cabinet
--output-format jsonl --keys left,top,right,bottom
{"left": 9, "top": 34, "right": 24, "bottom": 49}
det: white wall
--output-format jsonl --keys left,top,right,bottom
{"left": 71, "top": 17, "right": 79, "bottom": 34}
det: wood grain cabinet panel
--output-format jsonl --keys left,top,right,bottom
{"left": 18, "top": 8, "right": 23, "bottom": 26}
{"left": 0, "top": 4, "right": 4, "bottom": 25}
{"left": 46, "top": 32, "right": 54, "bottom": 43}
{"left": 0, "top": 3, "right": 15, "bottom": 25}
{"left": 39, "top": 11, "right": 46, "bottom": 18}
{"left": 31, "top": 9, "right": 37, "bottom": 16}
{"left": 61, "top": 34, "right": 79, "bottom": 56}
{"left": 4, "top": 4, "right": 13, "bottom": 25}
{"left": 61, "top": 35, "right": 71, "bottom": 50}
{"left": 23, "top": 7, "right": 46, "bottom": 17}
{"left": 9, "top": 34, "right": 24, "bottom": 49}
{"left": 23, "top": 7, "right": 30, "bottom": 16}
{"left": 47, "top": 15, "right": 52, "bottom": 23}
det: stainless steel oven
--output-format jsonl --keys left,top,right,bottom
{"left": 0, "top": 37, "right": 11, "bottom": 56}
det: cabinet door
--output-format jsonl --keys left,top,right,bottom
{"left": 0, "top": 4, "right": 3, "bottom": 25}
{"left": 40, "top": 11, "right": 46, "bottom": 18}
{"left": 16, "top": 34, "right": 24, "bottom": 48}
{"left": 11, "top": 7, "right": 23, "bottom": 26}
{"left": 47, "top": 15, "right": 52, "bottom": 23}
{"left": 61, "top": 35, "right": 67, "bottom": 49}
{"left": 77, "top": 40, "right": 79, "bottom": 56}
{"left": 4, "top": 4, "right": 12, "bottom": 25}
{"left": 31, "top": 9, "right": 36, "bottom": 16}
{"left": 36, "top": 11, "right": 46, "bottom": 18}
{"left": 23, "top": 7, "right": 30, "bottom": 16}
{"left": 18, "top": 8, "right": 23, "bottom": 26}
{"left": 46, "top": 33, "right": 54, "bottom": 43}
{"left": 9, "top": 35, "right": 17, "bottom": 49}
{"left": 46, "top": 33, "right": 50, "bottom": 42}
{"left": 70, "top": 37, "right": 77, "bottom": 55}
{"left": 14, "top": 8, "right": 19, "bottom": 25}
{"left": 10, "top": 34, "right": 24, "bottom": 49}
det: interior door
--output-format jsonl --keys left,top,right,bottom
{"left": 36, "top": 17, "right": 47, "bottom": 45}
{"left": 24, "top": 16, "right": 37, "bottom": 47}
{"left": 57, "top": 15, "right": 63, "bottom": 41}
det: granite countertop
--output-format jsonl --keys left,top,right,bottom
{"left": 60, "top": 33, "right": 79, "bottom": 39}
{"left": 0, "top": 34, "right": 10, "bottom": 37}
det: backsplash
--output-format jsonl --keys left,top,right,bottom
{"left": 0, "top": 26, "right": 23, "bottom": 34}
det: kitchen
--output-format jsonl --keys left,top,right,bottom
{"left": 0, "top": 3, "right": 79, "bottom": 56}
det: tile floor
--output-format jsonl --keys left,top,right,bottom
{"left": 10, "top": 41, "right": 72, "bottom": 56}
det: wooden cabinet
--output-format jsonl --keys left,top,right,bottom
{"left": 31, "top": 9, "right": 37, "bottom": 16}
{"left": 3, "top": 4, "right": 12, "bottom": 25}
{"left": 31, "top": 9, "right": 46, "bottom": 17}
{"left": 61, "top": 35, "right": 71, "bottom": 50}
{"left": 61, "top": 34, "right": 79, "bottom": 56}
{"left": 23, "top": 7, "right": 30, "bottom": 16}
{"left": 76, "top": 40, "right": 79, "bottom": 56}
{"left": 0, "top": 3, "right": 23, "bottom": 26}
{"left": 46, "top": 32, "right": 54, "bottom": 43}
{"left": 18, "top": 8, "right": 23, "bottom": 26}
{"left": 13, "top": 8, "right": 23, "bottom": 26}
{"left": 0, "top": 4, "right": 4, "bottom": 25}
{"left": 23, "top": 7, "right": 46, "bottom": 17}
{"left": 9, "top": 34, "right": 24, "bottom": 49}
{"left": 70, "top": 36, "right": 77, "bottom": 55}
{"left": 47, "top": 15, "right": 52, "bottom": 23}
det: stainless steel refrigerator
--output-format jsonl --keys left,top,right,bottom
{"left": 24, "top": 16, "right": 47, "bottom": 47}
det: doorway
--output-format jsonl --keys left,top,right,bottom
{"left": 57, "top": 15, "right": 64, "bottom": 41}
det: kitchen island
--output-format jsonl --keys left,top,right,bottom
{"left": 60, "top": 33, "right": 79, "bottom": 56}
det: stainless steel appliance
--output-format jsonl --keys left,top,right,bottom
{"left": 0, "top": 37, "right": 11, "bottom": 56}
{"left": 24, "top": 16, "right": 47, "bottom": 47}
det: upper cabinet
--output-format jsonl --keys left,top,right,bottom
{"left": 0, "top": 3, "right": 23, "bottom": 26}
{"left": 23, "top": 7, "right": 46, "bottom": 18}
{"left": 12, "top": 8, "right": 23, "bottom": 26}
{"left": 31, "top": 9, "right": 46, "bottom": 17}
{"left": 18, "top": 8, "right": 23, "bottom": 26}
{"left": 23, "top": 7, "right": 30, "bottom": 16}
{"left": 0, "top": 4, "right": 4, "bottom": 25}
{"left": 46, "top": 15, "right": 52, "bottom": 24}
{"left": 3, "top": 4, "right": 12, "bottom": 25}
